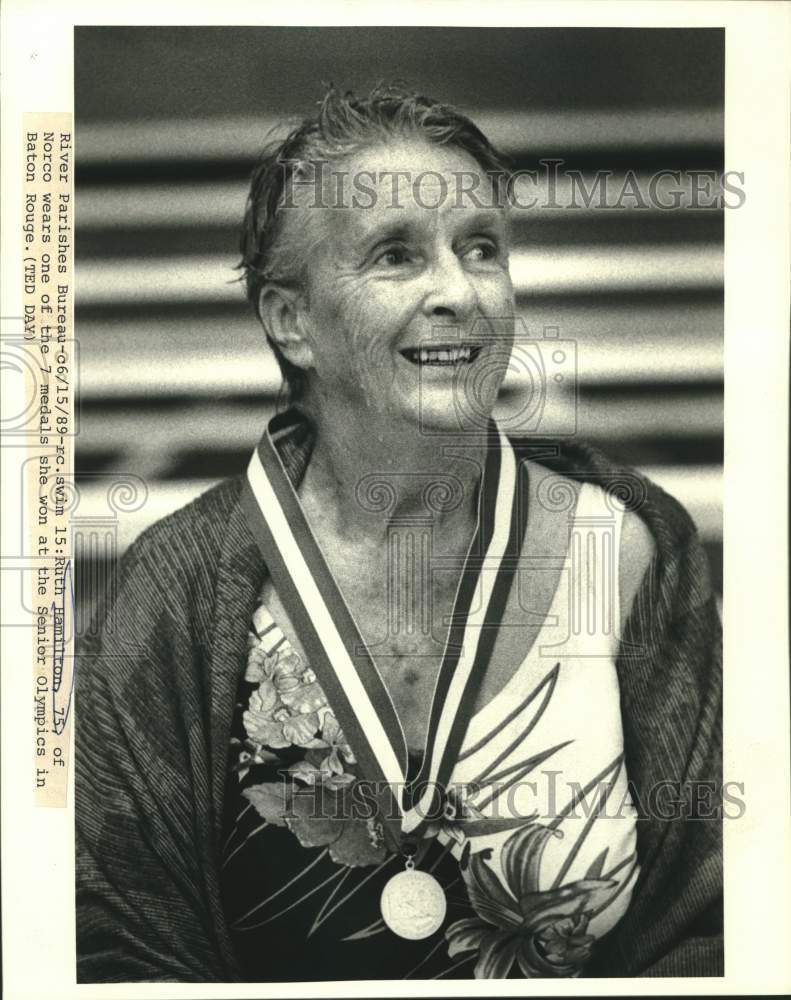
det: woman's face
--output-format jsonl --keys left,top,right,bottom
{"left": 295, "top": 137, "right": 516, "bottom": 433}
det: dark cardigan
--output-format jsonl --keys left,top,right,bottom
{"left": 76, "top": 433, "right": 723, "bottom": 982}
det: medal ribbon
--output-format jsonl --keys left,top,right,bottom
{"left": 241, "top": 418, "right": 523, "bottom": 844}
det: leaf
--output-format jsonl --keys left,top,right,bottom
{"left": 305, "top": 747, "right": 328, "bottom": 767}
{"left": 585, "top": 848, "right": 609, "bottom": 880}
{"left": 283, "top": 790, "right": 343, "bottom": 848}
{"left": 456, "top": 813, "right": 538, "bottom": 838}
{"left": 242, "top": 782, "right": 290, "bottom": 827}
{"left": 563, "top": 876, "right": 617, "bottom": 895}
{"left": 328, "top": 817, "right": 387, "bottom": 867}
{"left": 341, "top": 919, "right": 389, "bottom": 942}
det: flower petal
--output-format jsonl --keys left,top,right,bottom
{"left": 288, "top": 760, "right": 321, "bottom": 785}
{"left": 464, "top": 852, "right": 523, "bottom": 929}
{"left": 325, "top": 772, "right": 356, "bottom": 790}
{"left": 273, "top": 650, "right": 305, "bottom": 676}
{"left": 280, "top": 680, "right": 327, "bottom": 715}
{"left": 274, "top": 675, "right": 300, "bottom": 698}
{"left": 321, "top": 713, "right": 340, "bottom": 744}
{"left": 445, "top": 918, "right": 491, "bottom": 958}
{"left": 519, "top": 886, "right": 595, "bottom": 927}
{"left": 242, "top": 712, "right": 291, "bottom": 748}
{"left": 244, "top": 648, "right": 269, "bottom": 683}
{"left": 501, "top": 822, "right": 558, "bottom": 898}
{"left": 252, "top": 678, "right": 278, "bottom": 713}
{"left": 474, "top": 932, "right": 520, "bottom": 979}
{"left": 282, "top": 711, "right": 321, "bottom": 747}
{"left": 516, "top": 940, "right": 544, "bottom": 978}
{"left": 517, "top": 932, "right": 578, "bottom": 977}
{"left": 525, "top": 914, "right": 597, "bottom": 975}
{"left": 566, "top": 938, "right": 596, "bottom": 963}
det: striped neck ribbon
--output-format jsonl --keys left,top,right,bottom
{"left": 241, "top": 418, "right": 524, "bottom": 849}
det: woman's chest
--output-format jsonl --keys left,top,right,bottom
{"left": 258, "top": 547, "right": 562, "bottom": 752}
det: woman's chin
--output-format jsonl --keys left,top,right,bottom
{"left": 394, "top": 389, "right": 498, "bottom": 437}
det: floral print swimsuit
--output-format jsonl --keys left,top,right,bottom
{"left": 222, "top": 482, "right": 640, "bottom": 980}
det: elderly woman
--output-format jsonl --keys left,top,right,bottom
{"left": 76, "top": 84, "right": 722, "bottom": 982}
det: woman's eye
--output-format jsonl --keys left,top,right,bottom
{"left": 374, "top": 246, "right": 410, "bottom": 267}
{"left": 462, "top": 241, "right": 497, "bottom": 263}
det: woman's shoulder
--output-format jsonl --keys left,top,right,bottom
{"left": 519, "top": 453, "right": 655, "bottom": 630}
{"left": 510, "top": 434, "right": 717, "bottom": 631}
{"left": 510, "top": 435, "right": 699, "bottom": 553}
{"left": 77, "top": 476, "right": 259, "bottom": 713}
{"left": 114, "top": 475, "right": 247, "bottom": 596}
{"left": 130, "top": 475, "right": 243, "bottom": 549}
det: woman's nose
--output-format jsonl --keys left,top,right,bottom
{"left": 423, "top": 251, "right": 477, "bottom": 321}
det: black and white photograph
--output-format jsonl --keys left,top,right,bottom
{"left": 1, "top": 5, "right": 789, "bottom": 996}
{"left": 72, "top": 25, "right": 727, "bottom": 983}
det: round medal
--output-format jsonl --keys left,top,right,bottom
{"left": 380, "top": 869, "right": 447, "bottom": 940}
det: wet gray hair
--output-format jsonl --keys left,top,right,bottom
{"left": 238, "top": 82, "right": 512, "bottom": 401}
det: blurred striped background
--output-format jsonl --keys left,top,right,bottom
{"left": 74, "top": 27, "right": 723, "bottom": 621}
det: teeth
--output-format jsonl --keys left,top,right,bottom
{"left": 411, "top": 346, "right": 474, "bottom": 364}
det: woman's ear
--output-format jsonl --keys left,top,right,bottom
{"left": 257, "top": 285, "right": 314, "bottom": 370}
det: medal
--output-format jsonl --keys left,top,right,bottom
{"left": 380, "top": 860, "right": 448, "bottom": 940}
{"left": 242, "top": 413, "right": 527, "bottom": 937}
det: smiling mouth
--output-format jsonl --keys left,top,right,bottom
{"left": 400, "top": 344, "right": 483, "bottom": 366}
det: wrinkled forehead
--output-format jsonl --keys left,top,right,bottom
{"left": 303, "top": 138, "right": 510, "bottom": 248}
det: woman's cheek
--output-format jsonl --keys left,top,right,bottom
{"left": 334, "top": 316, "right": 390, "bottom": 384}
{"left": 347, "top": 294, "right": 414, "bottom": 374}
{"left": 479, "top": 271, "right": 514, "bottom": 312}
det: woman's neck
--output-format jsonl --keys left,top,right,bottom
{"left": 296, "top": 399, "right": 487, "bottom": 548}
